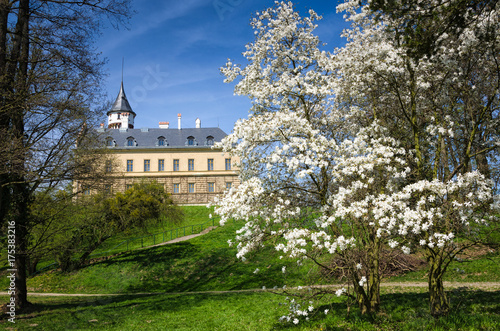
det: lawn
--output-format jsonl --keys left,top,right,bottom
{"left": 1, "top": 206, "right": 499, "bottom": 330}
{"left": 1, "top": 288, "right": 499, "bottom": 330}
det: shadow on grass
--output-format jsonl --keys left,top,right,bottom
{"left": 4, "top": 289, "right": 499, "bottom": 330}
{"left": 85, "top": 239, "right": 279, "bottom": 294}
{"left": 4, "top": 291, "right": 274, "bottom": 330}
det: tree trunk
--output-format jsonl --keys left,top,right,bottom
{"left": 12, "top": 0, "right": 31, "bottom": 310}
{"left": 428, "top": 254, "right": 449, "bottom": 317}
{"left": 352, "top": 240, "right": 381, "bottom": 315}
{"left": 0, "top": 0, "right": 11, "bottom": 227}
{"left": 352, "top": 278, "right": 370, "bottom": 314}
{"left": 28, "top": 256, "right": 39, "bottom": 276}
{"left": 475, "top": 151, "right": 490, "bottom": 178}
{"left": 12, "top": 184, "right": 30, "bottom": 309}
{"left": 367, "top": 239, "right": 381, "bottom": 312}
{"left": 77, "top": 236, "right": 110, "bottom": 268}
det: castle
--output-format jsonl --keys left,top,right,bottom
{"left": 96, "top": 82, "right": 239, "bottom": 204}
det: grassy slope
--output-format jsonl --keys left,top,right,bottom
{"left": 0, "top": 206, "right": 219, "bottom": 272}
{"left": 14, "top": 209, "right": 499, "bottom": 294}
{"left": 19, "top": 219, "right": 321, "bottom": 294}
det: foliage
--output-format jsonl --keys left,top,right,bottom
{"left": 29, "top": 182, "right": 183, "bottom": 272}
{"left": 28, "top": 187, "right": 81, "bottom": 274}
{"left": 101, "top": 181, "right": 183, "bottom": 233}
{"left": 367, "top": 0, "right": 499, "bottom": 60}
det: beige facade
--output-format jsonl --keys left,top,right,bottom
{"left": 108, "top": 147, "right": 239, "bottom": 204}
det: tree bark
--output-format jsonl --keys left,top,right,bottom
{"left": 0, "top": 0, "right": 11, "bottom": 228}
{"left": 367, "top": 238, "right": 381, "bottom": 312}
{"left": 427, "top": 253, "right": 449, "bottom": 317}
{"left": 351, "top": 238, "right": 381, "bottom": 315}
{"left": 11, "top": 0, "right": 31, "bottom": 310}
{"left": 13, "top": 188, "right": 30, "bottom": 309}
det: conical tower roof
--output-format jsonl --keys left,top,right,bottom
{"left": 108, "top": 82, "right": 135, "bottom": 115}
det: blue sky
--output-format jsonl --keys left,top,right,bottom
{"left": 96, "top": 0, "right": 349, "bottom": 134}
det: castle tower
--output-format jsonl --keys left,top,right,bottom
{"left": 107, "top": 82, "right": 136, "bottom": 129}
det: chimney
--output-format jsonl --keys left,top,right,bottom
{"left": 159, "top": 121, "right": 169, "bottom": 129}
{"left": 100, "top": 123, "right": 104, "bottom": 127}
{"left": 195, "top": 118, "right": 201, "bottom": 128}
{"left": 177, "top": 113, "right": 181, "bottom": 130}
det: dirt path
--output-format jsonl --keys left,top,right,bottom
{"left": 149, "top": 226, "right": 217, "bottom": 247}
{"left": 1, "top": 282, "right": 499, "bottom": 297}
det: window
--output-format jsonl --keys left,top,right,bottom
{"left": 144, "top": 159, "right": 150, "bottom": 172}
{"left": 173, "top": 159, "right": 179, "bottom": 171}
{"left": 105, "top": 161, "right": 112, "bottom": 173}
{"left": 157, "top": 136, "right": 166, "bottom": 146}
{"left": 187, "top": 136, "right": 195, "bottom": 146}
{"left": 82, "top": 186, "right": 90, "bottom": 195}
{"left": 225, "top": 158, "right": 231, "bottom": 170}
{"left": 106, "top": 137, "right": 114, "bottom": 147}
{"left": 173, "top": 183, "right": 180, "bottom": 193}
{"left": 208, "top": 182, "right": 214, "bottom": 193}
{"left": 206, "top": 136, "right": 214, "bottom": 146}
{"left": 104, "top": 185, "right": 112, "bottom": 194}
{"left": 188, "top": 159, "right": 194, "bottom": 171}
{"left": 117, "top": 114, "right": 121, "bottom": 119}
{"left": 158, "top": 159, "right": 164, "bottom": 171}
{"left": 126, "top": 184, "right": 133, "bottom": 190}
{"left": 126, "top": 160, "right": 133, "bottom": 172}
{"left": 207, "top": 158, "right": 214, "bottom": 171}
{"left": 127, "top": 137, "right": 135, "bottom": 146}
{"left": 226, "top": 182, "right": 232, "bottom": 190}
{"left": 188, "top": 183, "right": 195, "bottom": 193}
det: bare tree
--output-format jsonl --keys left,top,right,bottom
{"left": 0, "top": 0, "right": 131, "bottom": 309}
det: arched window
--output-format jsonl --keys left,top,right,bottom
{"left": 206, "top": 136, "right": 214, "bottom": 146}
{"left": 106, "top": 137, "right": 114, "bottom": 147}
{"left": 157, "top": 136, "right": 166, "bottom": 146}
{"left": 127, "top": 137, "right": 135, "bottom": 147}
{"left": 187, "top": 136, "right": 195, "bottom": 146}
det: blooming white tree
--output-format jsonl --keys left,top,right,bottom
{"left": 215, "top": 1, "right": 409, "bottom": 315}
{"left": 335, "top": 0, "right": 500, "bottom": 316}
{"left": 215, "top": 0, "right": 499, "bottom": 319}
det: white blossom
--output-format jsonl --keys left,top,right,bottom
{"left": 214, "top": 0, "right": 499, "bottom": 319}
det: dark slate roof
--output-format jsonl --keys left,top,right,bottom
{"left": 102, "top": 127, "right": 228, "bottom": 149}
{"left": 108, "top": 82, "right": 135, "bottom": 115}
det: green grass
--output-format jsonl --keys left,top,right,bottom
{"left": 2, "top": 288, "right": 499, "bottom": 330}
{"left": 11, "top": 219, "right": 320, "bottom": 294}
{"left": 1, "top": 206, "right": 500, "bottom": 330}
